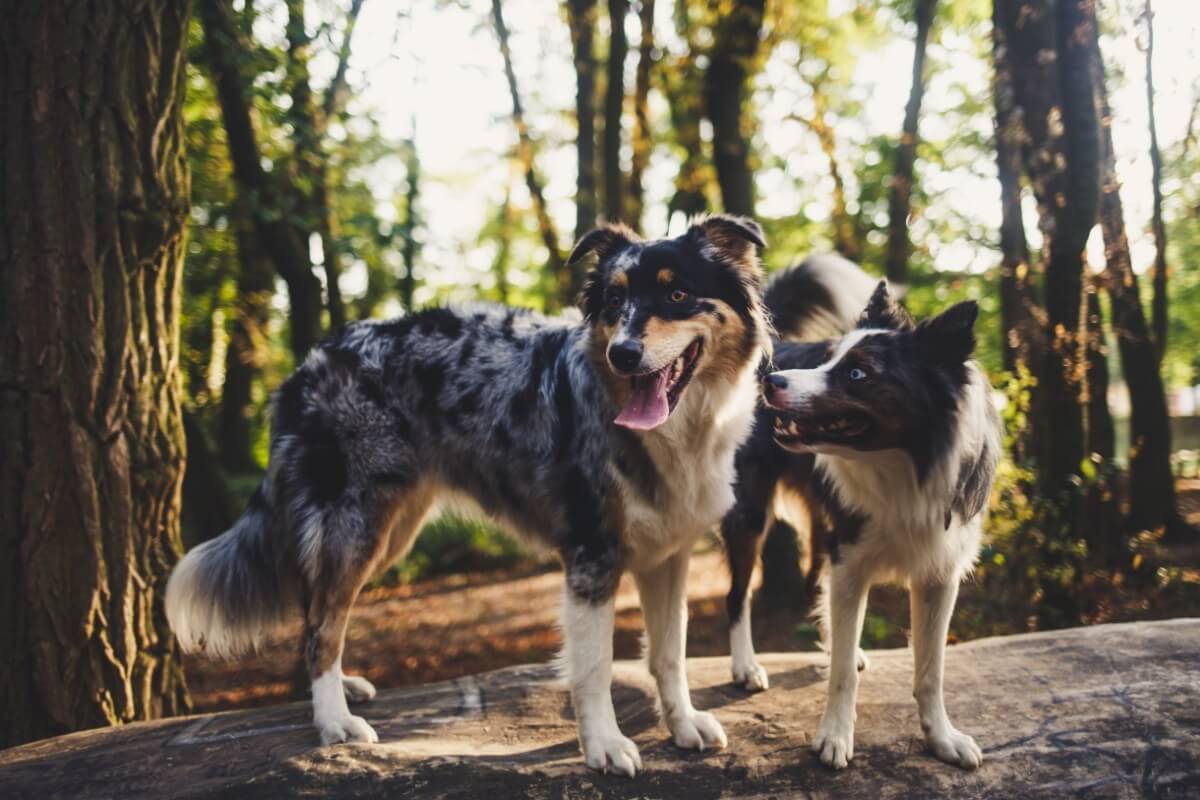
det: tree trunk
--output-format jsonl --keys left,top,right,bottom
{"left": 663, "top": 6, "right": 709, "bottom": 228}
{"left": 997, "top": 0, "right": 1098, "bottom": 508}
{"left": 1085, "top": 280, "right": 1115, "bottom": 462}
{"left": 399, "top": 127, "right": 420, "bottom": 312}
{"left": 492, "top": 0, "right": 568, "bottom": 308}
{"left": 218, "top": 220, "right": 273, "bottom": 474}
{"left": 603, "top": 0, "right": 629, "bottom": 222}
{"left": 182, "top": 410, "right": 239, "bottom": 550}
{"left": 885, "top": 0, "right": 937, "bottom": 286}
{"left": 1090, "top": 27, "right": 1186, "bottom": 540}
{"left": 0, "top": 0, "right": 192, "bottom": 746}
{"left": 567, "top": 0, "right": 599, "bottom": 244}
{"left": 1143, "top": 0, "right": 1168, "bottom": 360}
{"left": 703, "top": 0, "right": 766, "bottom": 217}
{"left": 796, "top": 81, "right": 861, "bottom": 261}
{"left": 196, "top": 0, "right": 323, "bottom": 361}
{"left": 627, "top": 0, "right": 655, "bottom": 231}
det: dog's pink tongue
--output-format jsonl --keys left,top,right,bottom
{"left": 615, "top": 370, "right": 671, "bottom": 430}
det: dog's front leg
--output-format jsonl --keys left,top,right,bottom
{"left": 563, "top": 589, "right": 641, "bottom": 776}
{"left": 910, "top": 577, "right": 982, "bottom": 769}
{"left": 813, "top": 561, "right": 869, "bottom": 769}
{"left": 635, "top": 549, "right": 728, "bottom": 751}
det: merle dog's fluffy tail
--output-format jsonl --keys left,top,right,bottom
{"left": 166, "top": 485, "right": 298, "bottom": 658}
{"left": 764, "top": 253, "right": 882, "bottom": 341}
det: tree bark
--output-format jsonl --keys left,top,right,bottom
{"left": 885, "top": 0, "right": 937, "bottom": 286}
{"left": 703, "top": 0, "right": 766, "bottom": 217}
{"left": 0, "top": 0, "right": 192, "bottom": 745}
{"left": 627, "top": 0, "right": 656, "bottom": 231}
{"left": 1143, "top": 0, "right": 1168, "bottom": 360}
{"left": 603, "top": 0, "right": 629, "bottom": 222}
{"left": 196, "top": 0, "right": 324, "bottom": 361}
{"left": 992, "top": 0, "right": 1046, "bottom": 468}
{"left": 1090, "top": 26, "right": 1185, "bottom": 539}
{"left": 183, "top": 410, "right": 239, "bottom": 550}
{"left": 996, "top": 0, "right": 1098, "bottom": 508}
{"left": 491, "top": 0, "right": 568, "bottom": 308}
{"left": 567, "top": 0, "right": 599, "bottom": 244}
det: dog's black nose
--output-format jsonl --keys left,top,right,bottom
{"left": 609, "top": 340, "right": 644, "bottom": 373}
{"left": 765, "top": 373, "right": 788, "bottom": 390}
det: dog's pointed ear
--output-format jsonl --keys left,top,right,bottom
{"left": 917, "top": 300, "right": 979, "bottom": 364}
{"left": 567, "top": 223, "right": 639, "bottom": 266}
{"left": 691, "top": 214, "right": 766, "bottom": 268}
{"left": 860, "top": 280, "right": 914, "bottom": 331}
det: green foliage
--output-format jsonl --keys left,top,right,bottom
{"left": 371, "top": 514, "right": 538, "bottom": 588}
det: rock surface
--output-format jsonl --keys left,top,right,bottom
{"left": 1, "top": 619, "right": 1198, "bottom": 799}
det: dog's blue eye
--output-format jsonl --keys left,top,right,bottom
{"left": 849, "top": 367, "right": 867, "bottom": 381}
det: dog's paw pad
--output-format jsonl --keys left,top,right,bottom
{"left": 581, "top": 729, "right": 642, "bottom": 777}
{"left": 928, "top": 728, "right": 982, "bottom": 770}
{"left": 732, "top": 660, "right": 770, "bottom": 692}
{"left": 670, "top": 710, "right": 728, "bottom": 751}
{"left": 813, "top": 719, "right": 855, "bottom": 769}
{"left": 342, "top": 675, "right": 377, "bottom": 704}
{"left": 318, "top": 714, "right": 379, "bottom": 746}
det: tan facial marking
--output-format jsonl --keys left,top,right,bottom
{"left": 657, "top": 268, "right": 674, "bottom": 286}
{"left": 611, "top": 271, "right": 628, "bottom": 288}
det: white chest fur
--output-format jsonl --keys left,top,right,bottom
{"left": 616, "top": 360, "right": 760, "bottom": 569}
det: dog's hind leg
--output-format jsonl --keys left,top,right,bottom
{"left": 302, "top": 501, "right": 401, "bottom": 746}
{"left": 812, "top": 561, "right": 869, "bottom": 769}
{"left": 636, "top": 548, "right": 727, "bottom": 751}
{"left": 910, "top": 576, "right": 981, "bottom": 770}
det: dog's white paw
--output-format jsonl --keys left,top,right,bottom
{"left": 317, "top": 714, "right": 379, "bottom": 746}
{"left": 856, "top": 648, "right": 870, "bottom": 672}
{"left": 669, "top": 710, "right": 728, "bottom": 751}
{"left": 813, "top": 714, "right": 855, "bottom": 769}
{"left": 581, "top": 726, "right": 642, "bottom": 777}
{"left": 731, "top": 659, "right": 770, "bottom": 692}
{"left": 927, "top": 726, "right": 983, "bottom": 770}
{"left": 342, "top": 675, "right": 376, "bottom": 704}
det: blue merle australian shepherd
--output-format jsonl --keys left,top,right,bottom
{"left": 167, "top": 215, "right": 774, "bottom": 776}
{"left": 720, "top": 263, "right": 1000, "bottom": 772}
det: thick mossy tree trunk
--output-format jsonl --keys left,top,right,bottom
{"left": 884, "top": 0, "right": 937, "bottom": 286}
{"left": 703, "top": 0, "right": 765, "bottom": 217}
{"left": 0, "top": 0, "right": 192, "bottom": 746}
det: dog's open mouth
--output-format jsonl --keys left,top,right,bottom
{"left": 614, "top": 338, "right": 703, "bottom": 431}
{"left": 772, "top": 411, "right": 872, "bottom": 449}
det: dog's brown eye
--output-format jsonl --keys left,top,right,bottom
{"left": 606, "top": 292, "right": 624, "bottom": 310}
{"left": 669, "top": 289, "right": 688, "bottom": 304}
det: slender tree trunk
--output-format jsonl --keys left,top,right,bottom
{"left": 796, "top": 81, "right": 861, "bottom": 261}
{"left": 399, "top": 127, "right": 420, "bottom": 312}
{"left": 885, "top": 0, "right": 937, "bottom": 286}
{"left": 0, "top": 0, "right": 192, "bottom": 745}
{"left": 703, "top": 0, "right": 766, "bottom": 217}
{"left": 1143, "top": 0, "right": 1168, "bottom": 360}
{"left": 627, "top": 0, "right": 656, "bottom": 231}
{"left": 218, "top": 221, "right": 273, "bottom": 473}
{"left": 663, "top": 12, "right": 709, "bottom": 227}
{"left": 1085, "top": 280, "right": 1115, "bottom": 462}
{"left": 182, "top": 410, "right": 239, "bottom": 550}
{"left": 492, "top": 0, "right": 567, "bottom": 307}
{"left": 992, "top": 1, "right": 1045, "bottom": 467}
{"left": 567, "top": 0, "right": 599, "bottom": 244}
{"left": 493, "top": 190, "right": 514, "bottom": 305}
{"left": 196, "top": 0, "right": 323, "bottom": 361}
{"left": 1090, "top": 27, "right": 1186, "bottom": 539}
{"left": 603, "top": 0, "right": 629, "bottom": 222}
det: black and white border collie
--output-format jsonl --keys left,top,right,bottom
{"left": 166, "top": 215, "right": 772, "bottom": 776}
{"left": 723, "top": 277, "right": 1000, "bottom": 770}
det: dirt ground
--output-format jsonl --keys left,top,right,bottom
{"left": 184, "top": 480, "right": 1200, "bottom": 713}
